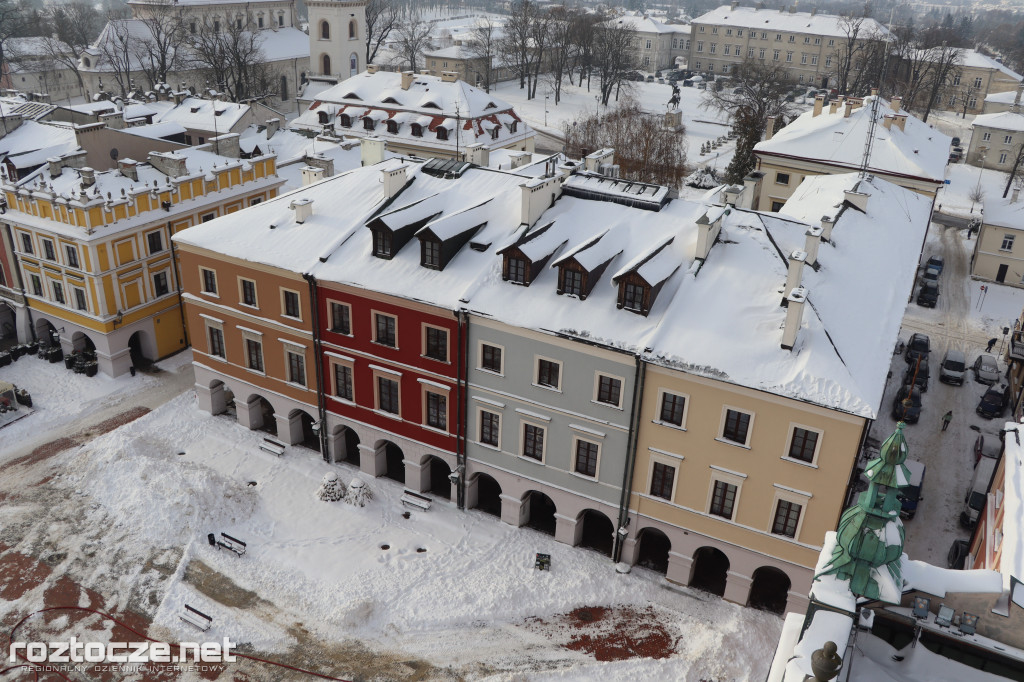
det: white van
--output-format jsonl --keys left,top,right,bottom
{"left": 960, "top": 456, "right": 998, "bottom": 529}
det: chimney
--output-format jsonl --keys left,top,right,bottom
{"left": 890, "top": 96, "right": 902, "bottom": 112}
{"left": 820, "top": 214, "right": 835, "bottom": 241}
{"left": 520, "top": 175, "right": 561, "bottom": 227}
{"left": 79, "top": 167, "right": 96, "bottom": 187}
{"left": 850, "top": 97, "right": 863, "bottom": 110}
{"left": 723, "top": 184, "right": 744, "bottom": 207}
{"left": 118, "top": 158, "right": 139, "bottom": 182}
{"left": 172, "top": 91, "right": 186, "bottom": 105}
{"left": 765, "top": 116, "right": 776, "bottom": 140}
{"left": 844, "top": 100, "right": 853, "bottom": 118}
{"left": 1014, "top": 188, "right": 1020, "bottom": 204}
{"left": 302, "top": 152, "right": 335, "bottom": 177}
{"left": 1013, "top": 84, "right": 1023, "bottom": 113}
{"left": 367, "top": 64, "right": 379, "bottom": 74}
{"left": 360, "top": 136, "right": 386, "bottom": 166}
{"left": 730, "top": 1, "right": 738, "bottom": 10}
{"left": 584, "top": 148, "right": 615, "bottom": 172}
{"left": 870, "top": 87, "right": 878, "bottom": 97}
{"left": 813, "top": 94, "right": 824, "bottom": 117}
{"left": 829, "top": 99, "right": 840, "bottom": 115}
{"left": 301, "top": 166, "right": 324, "bottom": 186}
{"left": 441, "top": 71, "right": 459, "bottom": 83}
{"left": 509, "top": 151, "right": 532, "bottom": 169}
{"left": 882, "top": 114, "right": 894, "bottom": 130}
{"left": 843, "top": 189, "right": 869, "bottom": 212}
{"left": 265, "top": 118, "right": 280, "bottom": 138}
{"left": 148, "top": 151, "right": 189, "bottom": 178}
{"left": 893, "top": 114, "right": 907, "bottom": 131}
{"left": 741, "top": 171, "right": 763, "bottom": 210}
{"left": 400, "top": 71, "right": 415, "bottom": 90}
{"left": 382, "top": 164, "right": 408, "bottom": 199}
{"left": 47, "top": 156, "right": 63, "bottom": 177}
{"left": 210, "top": 133, "right": 240, "bottom": 158}
{"left": 695, "top": 209, "right": 724, "bottom": 261}
{"left": 62, "top": 150, "right": 87, "bottom": 171}
{"left": 465, "top": 142, "right": 490, "bottom": 167}
{"left": 290, "top": 197, "right": 314, "bottom": 223}
{"left": 781, "top": 287, "right": 807, "bottom": 351}
{"left": 804, "top": 225, "right": 823, "bottom": 267}
{"left": 783, "top": 249, "right": 806, "bottom": 302}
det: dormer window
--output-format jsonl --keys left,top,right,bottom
{"left": 422, "top": 239, "right": 441, "bottom": 269}
{"left": 411, "top": 123, "right": 423, "bottom": 137}
{"left": 622, "top": 282, "right": 647, "bottom": 312}
{"left": 191, "top": 106, "right": 200, "bottom": 113}
{"left": 373, "top": 231, "right": 392, "bottom": 258}
{"left": 382, "top": 97, "right": 400, "bottom": 104}
{"left": 422, "top": 101, "right": 440, "bottom": 109}
{"left": 437, "top": 127, "right": 448, "bottom": 141}
{"left": 489, "top": 127, "right": 499, "bottom": 140}
{"left": 363, "top": 117, "right": 375, "bottom": 130}
{"left": 339, "top": 113, "right": 351, "bottom": 127}
{"left": 507, "top": 257, "right": 526, "bottom": 284}
{"left": 318, "top": 110, "right": 329, "bottom": 124}
{"left": 510, "top": 121, "right": 517, "bottom": 134}
{"left": 386, "top": 119, "right": 399, "bottom": 134}
{"left": 561, "top": 268, "right": 583, "bottom": 297}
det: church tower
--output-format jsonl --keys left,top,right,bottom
{"left": 306, "top": 0, "right": 368, "bottom": 80}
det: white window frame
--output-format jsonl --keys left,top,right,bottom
{"left": 654, "top": 388, "right": 689, "bottom": 430}
{"left": 329, "top": 300, "right": 352, "bottom": 335}
{"left": 769, "top": 486, "right": 812, "bottom": 539}
{"left": 280, "top": 287, "right": 302, "bottom": 321}
{"left": 204, "top": 319, "right": 226, "bottom": 361}
{"left": 707, "top": 467, "right": 746, "bottom": 521}
{"left": 238, "top": 277, "right": 259, "bottom": 309}
{"left": 519, "top": 419, "right": 548, "bottom": 463}
{"left": 63, "top": 244, "right": 80, "bottom": 269}
{"left": 782, "top": 423, "right": 824, "bottom": 467}
{"left": 647, "top": 450, "right": 682, "bottom": 501}
{"left": 983, "top": 132, "right": 992, "bottom": 141}
{"left": 199, "top": 266, "right": 219, "bottom": 297}
{"left": 717, "top": 405, "right": 755, "bottom": 448}
{"left": 477, "top": 341, "right": 505, "bottom": 376}
{"left": 71, "top": 285, "right": 88, "bottom": 312}
{"left": 145, "top": 228, "right": 164, "bottom": 255}
{"left": 592, "top": 372, "right": 625, "bottom": 409}
{"left": 533, "top": 355, "right": 563, "bottom": 392}
{"left": 1001, "top": 234, "right": 1016, "bottom": 252}
{"left": 571, "top": 435, "right": 602, "bottom": 479}
{"left": 476, "top": 406, "right": 502, "bottom": 450}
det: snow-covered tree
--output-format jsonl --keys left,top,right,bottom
{"left": 685, "top": 166, "right": 719, "bottom": 189}
{"left": 345, "top": 478, "right": 372, "bottom": 507}
{"left": 317, "top": 472, "right": 346, "bottom": 502}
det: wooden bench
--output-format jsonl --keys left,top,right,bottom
{"left": 259, "top": 437, "right": 286, "bottom": 456}
{"left": 179, "top": 604, "right": 212, "bottom": 632}
{"left": 217, "top": 532, "right": 246, "bottom": 556}
{"left": 400, "top": 489, "right": 431, "bottom": 511}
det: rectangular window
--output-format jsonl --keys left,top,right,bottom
{"left": 241, "top": 279, "right": 257, "bottom": 306}
{"left": 287, "top": 350, "right": 306, "bottom": 386}
{"left": 480, "top": 343, "right": 502, "bottom": 373}
{"left": 147, "top": 231, "right": 164, "bottom": 254}
{"left": 725, "top": 29, "right": 732, "bottom": 36}
{"left": 507, "top": 257, "right": 526, "bottom": 284}
{"left": 827, "top": 39, "right": 835, "bottom": 47}
{"left": 800, "top": 54, "right": 807, "bottom": 64}
{"left": 974, "top": 77, "right": 983, "bottom": 89}
{"left": 201, "top": 268, "right": 217, "bottom": 295}
{"left": 330, "top": 302, "right": 351, "bottom": 334}
{"left": 825, "top": 56, "right": 832, "bottom": 67}
{"left": 574, "top": 439, "right": 599, "bottom": 477}
{"left": 522, "top": 423, "right": 544, "bottom": 460}
{"left": 201, "top": 212, "right": 216, "bottom": 223}
{"left": 775, "top": 33, "right": 782, "bottom": 41}
{"left": 596, "top": 374, "right": 622, "bottom": 407}
{"left": 425, "top": 326, "right": 448, "bottom": 362}
{"left": 772, "top": 500, "right": 802, "bottom": 537}
{"left": 983, "top": 132, "right": 991, "bottom": 141}
{"left": 208, "top": 327, "right": 225, "bottom": 358}
{"left": 422, "top": 240, "right": 441, "bottom": 269}
{"left": 153, "top": 272, "right": 169, "bottom": 297}
{"left": 660, "top": 392, "right": 686, "bottom": 426}
{"left": 736, "top": 29, "right": 743, "bottom": 37}
{"left": 788, "top": 427, "right": 819, "bottom": 463}
{"left": 759, "top": 48, "right": 766, "bottom": 59}
{"left": 1000, "top": 152, "right": 1009, "bottom": 164}
{"left": 30, "top": 274, "right": 42, "bottom": 296}
{"left": 21, "top": 233, "right": 32, "bottom": 254}
{"left": 650, "top": 462, "right": 676, "bottom": 500}
{"left": 697, "top": 41, "right": 703, "bottom": 52}
{"left": 537, "top": 358, "right": 560, "bottom": 389}
{"left": 52, "top": 282, "right": 64, "bottom": 303}
{"left": 246, "top": 338, "right": 263, "bottom": 372}
{"left": 811, "top": 55, "right": 818, "bottom": 65}
{"left": 773, "top": 50, "right": 780, "bottom": 61}
{"left": 1006, "top": 135, "right": 1014, "bottom": 144}
{"left": 377, "top": 376, "right": 399, "bottom": 414}
{"left": 788, "top": 34, "right": 795, "bottom": 43}
{"left": 748, "top": 47, "right": 755, "bottom": 58}
{"left": 283, "top": 290, "right": 300, "bottom": 318}
{"left": 709, "top": 43, "right": 716, "bottom": 54}
{"left": 723, "top": 45, "right": 730, "bottom": 55}
{"left": 776, "top": 172, "right": 790, "bottom": 185}
{"left": 73, "top": 287, "right": 87, "bottom": 311}
{"left": 333, "top": 364, "right": 353, "bottom": 400}
{"left": 786, "top": 51, "right": 793, "bottom": 62}
{"left": 375, "top": 313, "right": 396, "bottom": 347}
{"left": 803, "top": 36, "right": 810, "bottom": 44}
{"left": 645, "top": 39, "right": 651, "bottom": 49}
{"left": 43, "top": 240, "right": 56, "bottom": 261}
{"left": 373, "top": 231, "right": 392, "bottom": 257}
{"left": 480, "top": 410, "right": 500, "bottom": 446}
{"left": 761, "top": 31, "right": 767, "bottom": 39}
{"left": 64, "top": 245, "right": 79, "bottom": 268}
{"left": 1001, "top": 234, "right": 1015, "bottom": 251}
{"left": 623, "top": 282, "right": 645, "bottom": 311}
{"left": 426, "top": 391, "right": 446, "bottom": 429}
{"left": 710, "top": 480, "right": 738, "bottom": 519}
{"left": 814, "top": 37, "right": 821, "bottom": 45}
{"left": 562, "top": 269, "right": 583, "bottom": 296}
{"left": 722, "top": 408, "right": 752, "bottom": 445}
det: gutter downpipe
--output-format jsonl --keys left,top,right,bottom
{"left": 455, "top": 307, "right": 468, "bottom": 510}
{"left": 613, "top": 354, "right": 646, "bottom": 563}
{"left": 2, "top": 221, "right": 36, "bottom": 341}
{"left": 168, "top": 222, "right": 189, "bottom": 346}
{"left": 303, "top": 272, "right": 329, "bottom": 461}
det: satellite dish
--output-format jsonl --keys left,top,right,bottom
{"left": 109, "top": 148, "right": 119, "bottom": 160}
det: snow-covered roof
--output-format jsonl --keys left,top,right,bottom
{"left": 424, "top": 46, "right": 470, "bottom": 59}
{"left": 986, "top": 89, "right": 1023, "bottom": 105}
{"left": 156, "top": 97, "right": 250, "bottom": 133}
{"left": 999, "top": 424, "right": 1024, "bottom": 593}
{"left": 0, "top": 121, "right": 78, "bottom": 170}
{"left": 961, "top": 50, "right": 1023, "bottom": 81}
{"left": 981, "top": 186, "right": 1024, "bottom": 227}
{"left": 118, "top": 121, "right": 187, "bottom": 140}
{"left": 613, "top": 13, "right": 688, "bottom": 34}
{"left": 238, "top": 125, "right": 312, "bottom": 164}
{"left": 254, "top": 27, "right": 310, "bottom": 62}
{"left": 755, "top": 95, "right": 950, "bottom": 185}
{"left": 973, "top": 111, "right": 1024, "bottom": 133}
{"left": 693, "top": 5, "right": 889, "bottom": 38}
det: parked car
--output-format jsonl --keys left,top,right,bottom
{"left": 947, "top": 539, "right": 970, "bottom": 569}
{"left": 972, "top": 354, "right": 1000, "bottom": 384}
{"left": 948, "top": 152, "right": 962, "bottom": 164}
{"left": 972, "top": 434, "right": 1001, "bottom": 465}
{"left": 917, "top": 281, "right": 939, "bottom": 307}
{"left": 960, "top": 456, "right": 998, "bottom": 528}
{"left": 892, "top": 384, "right": 923, "bottom": 423}
{"left": 951, "top": 136, "right": 961, "bottom": 147}
{"left": 624, "top": 71, "right": 645, "bottom": 82}
{"left": 926, "top": 255, "right": 944, "bottom": 274}
{"left": 977, "top": 385, "right": 1010, "bottom": 419}
{"left": 903, "top": 359, "right": 930, "bottom": 392}
{"left": 900, "top": 459, "right": 926, "bottom": 519}
{"left": 939, "top": 349, "right": 966, "bottom": 385}
{"left": 921, "top": 266, "right": 941, "bottom": 283}
{"left": 905, "top": 333, "right": 930, "bottom": 364}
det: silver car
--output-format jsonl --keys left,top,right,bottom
{"left": 973, "top": 354, "right": 1000, "bottom": 385}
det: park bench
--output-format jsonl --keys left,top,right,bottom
{"left": 400, "top": 489, "right": 431, "bottom": 511}
{"left": 179, "top": 604, "right": 212, "bottom": 632}
{"left": 259, "top": 437, "right": 286, "bottom": 456}
{"left": 208, "top": 532, "right": 246, "bottom": 556}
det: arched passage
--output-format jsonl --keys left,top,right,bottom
{"left": 577, "top": 509, "right": 614, "bottom": 556}
{"left": 71, "top": 331, "right": 96, "bottom": 353}
{"left": 377, "top": 440, "right": 404, "bottom": 483}
{"left": 0, "top": 302, "right": 17, "bottom": 350}
{"left": 690, "top": 546, "right": 730, "bottom": 597}
{"left": 471, "top": 473, "right": 501, "bottom": 517}
{"left": 253, "top": 395, "right": 277, "bottom": 436}
{"left": 634, "top": 527, "right": 671, "bottom": 574}
{"left": 34, "top": 318, "right": 57, "bottom": 348}
{"left": 523, "top": 491, "right": 556, "bottom": 536}
{"left": 748, "top": 566, "right": 791, "bottom": 614}
{"left": 290, "top": 409, "right": 319, "bottom": 450}
{"left": 330, "top": 425, "right": 360, "bottom": 466}
{"left": 128, "top": 330, "right": 152, "bottom": 369}
{"left": 424, "top": 455, "right": 451, "bottom": 499}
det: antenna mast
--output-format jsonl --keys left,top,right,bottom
{"left": 859, "top": 7, "right": 898, "bottom": 178}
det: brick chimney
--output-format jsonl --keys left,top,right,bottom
{"left": 813, "top": 94, "right": 824, "bottom": 117}
{"left": 893, "top": 114, "right": 907, "bottom": 131}
{"left": 804, "top": 225, "right": 823, "bottom": 268}
{"left": 400, "top": 71, "right": 415, "bottom": 90}
{"left": 783, "top": 249, "right": 806, "bottom": 302}
{"left": 781, "top": 287, "right": 807, "bottom": 350}
{"left": 382, "top": 164, "right": 408, "bottom": 199}
{"left": 148, "top": 151, "right": 189, "bottom": 178}
{"left": 360, "top": 136, "right": 386, "bottom": 166}
{"left": 301, "top": 166, "right": 324, "bottom": 186}
{"left": 844, "top": 100, "right": 853, "bottom": 118}
{"left": 118, "top": 158, "right": 139, "bottom": 182}
{"left": 290, "top": 197, "right": 313, "bottom": 223}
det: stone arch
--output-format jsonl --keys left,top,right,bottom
{"left": 321, "top": 53, "right": 332, "bottom": 76}
{"left": 71, "top": 331, "right": 96, "bottom": 353}
{"left": 423, "top": 455, "right": 452, "bottom": 499}
{"left": 242, "top": 393, "right": 278, "bottom": 435}
{"left": 128, "top": 330, "right": 153, "bottom": 369}
{"left": 33, "top": 318, "right": 57, "bottom": 347}
{"left": 470, "top": 473, "right": 501, "bottom": 517}
{"left": 522, "top": 490, "right": 557, "bottom": 536}
{"left": 577, "top": 509, "right": 614, "bottom": 556}
{"left": 320, "top": 20, "right": 330, "bottom": 40}
{"left": 634, "top": 527, "right": 671, "bottom": 574}
{"left": 203, "top": 378, "right": 234, "bottom": 416}
{"left": 288, "top": 408, "right": 319, "bottom": 450}
{"left": 330, "top": 424, "right": 360, "bottom": 466}
{"left": 0, "top": 301, "right": 17, "bottom": 347}
{"left": 748, "top": 566, "right": 791, "bottom": 614}
{"left": 376, "top": 439, "right": 404, "bottom": 482}
{"left": 690, "top": 546, "right": 730, "bottom": 597}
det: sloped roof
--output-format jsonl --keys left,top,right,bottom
{"left": 156, "top": 97, "right": 250, "bottom": 133}
{"left": 973, "top": 111, "right": 1024, "bottom": 133}
{"left": 693, "top": 5, "right": 889, "bottom": 39}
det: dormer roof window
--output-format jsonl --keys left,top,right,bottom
{"left": 363, "top": 117, "right": 376, "bottom": 130}
{"left": 414, "top": 199, "right": 490, "bottom": 271}
{"left": 436, "top": 127, "right": 448, "bottom": 141}
{"left": 611, "top": 237, "right": 679, "bottom": 316}
{"left": 496, "top": 221, "right": 562, "bottom": 287}
{"left": 551, "top": 230, "right": 623, "bottom": 300}
{"left": 366, "top": 193, "right": 446, "bottom": 260}
{"left": 339, "top": 113, "right": 351, "bottom": 127}
{"left": 386, "top": 119, "right": 399, "bottom": 134}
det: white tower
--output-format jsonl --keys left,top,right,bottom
{"left": 306, "top": 0, "right": 368, "bottom": 79}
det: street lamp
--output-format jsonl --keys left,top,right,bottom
{"left": 544, "top": 93, "right": 549, "bottom": 127}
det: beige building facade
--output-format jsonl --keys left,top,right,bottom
{"left": 971, "top": 190, "right": 1024, "bottom": 288}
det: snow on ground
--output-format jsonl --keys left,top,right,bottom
{"left": 936, "top": 163, "right": 1011, "bottom": 219}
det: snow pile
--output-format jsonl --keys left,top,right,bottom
{"left": 344, "top": 478, "right": 371, "bottom": 506}
{"left": 685, "top": 166, "right": 720, "bottom": 189}
{"left": 316, "top": 472, "right": 346, "bottom": 501}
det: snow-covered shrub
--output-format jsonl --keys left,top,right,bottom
{"left": 685, "top": 167, "right": 720, "bottom": 189}
{"left": 345, "top": 478, "right": 372, "bottom": 507}
{"left": 317, "top": 472, "right": 346, "bottom": 502}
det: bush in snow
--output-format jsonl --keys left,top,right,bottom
{"left": 317, "top": 472, "right": 346, "bottom": 502}
{"left": 685, "top": 167, "right": 719, "bottom": 189}
{"left": 345, "top": 478, "right": 372, "bottom": 507}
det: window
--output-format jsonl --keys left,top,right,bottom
{"left": 42, "top": 239, "right": 55, "bottom": 261}
{"left": 536, "top": 358, "right": 560, "bottom": 389}
{"left": 522, "top": 423, "right": 545, "bottom": 460}
{"left": 1001, "top": 234, "right": 1015, "bottom": 251}
{"left": 709, "top": 43, "right": 716, "bottom": 54}
{"left": 479, "top": 410, "right": 500, "bottom": 446}
{"left": 825, "top": 56, "right": 832, "bottom": 67}
{"left": 20, "top": 233, "right": 32, "bottom": 254}
{"left": 775, "top": 33, "right": 782, "bottom": 41}
{"left": 287, "top": 350, "right": 305, "bottom": 386}
{"left": 377, "top": 376, "right": 399, "bottom": 414}
{"left": 786, "top": 51, "right": 793, "bottom": 62}
{"left": 788, "top": 34, "right": 795, "bottom": 43}
{"left": 659, "top": 392, "right": 687, "bottom": 427}
{"left": 709, "top": 480, "right": 738, "bottom": 519}
{"left": 827, "top": 39, "right": 835, "bottom": 47}
{"left": 761, "top": 31, "right": 767, "bottom": 40}
{"left": 245, "top": 338, "right": 263, "bottom": 371}
{"left": 257, "top": 16, "right": 263, "bottom": 28}
{"left": 694, "top": 61, "right": 701, "bottom": 70}
{"left": 424, "top": 326, "right": 448, "bottom": 362}
{"left": 330, "top": 302, "right": 351, "bottom": 334}
{"left": 422, "top": 240, "right": 441, "bottom": 268}
{"left": 349, "top": 19, "right": 357, "bottom": 39}
{"left": 787, "top": 427, "right": 820, "bottom": 463}
{"left": 773, "top": 50, "right": 780, "bottom": 61}
{"left": 278, "top": 14, "right": 283, "bottom": 27}
{"left": 373, "top": 231, "right": 392, "bottom": 258}
{"left": 736, "top": 29, "right": 743, "bottom": 37}
{"left": 411, "top": 123, "right": 423, "bottom": 137}
{"left": 153, "top": 272, "right": 169, "bottom": 297}
{"left": 698, "top": 25, "right": 704, "bottom": 33}
{"left": 52, "top": 282, "right": 64, "bottom": 304}
{"left": 810, "top": 55, "right": 818, "bottom": 66}
{"left": 645, "top": 39, "right": 652, "bottom": 49}
{"left": 320, "top": 20, "right": 330, "bottom": 39}
{"left": 649, "top": 461, "right": 676, "bottom": 500}
{"left": 708, "top": 63, "right": 714, "bottom": 73}
{"left": 363, "top": 117, "right": 376, "bottom": 131}
{"left": 622, "top": 282, "right": 645, "bottom": 312}
{"left": 147, "top": 231, "right": 163, "bottom": 254}
{"left": 420, "top": 391, "right": 446, "bottom": 430}
{"left": 201, "top": 268, "right": 217, "bottom": 295}
{"left": 374, "top": 313, "right": 396, "bottom": 347}
{"left": 697, "top": 41, "right": 703, "bottom": 53}
{"left": 507, "top": 257, "right": 526, "bottom": 284}
{"left": 1006, "top": 135, "right": 1014, "bottom": 144}
{"left": 64, "top": 245, "right": 79, "bottom": 268}
{"left": 712, "top": 26, "right": 718, "bottom": 34}
{"left": 562, "top": 269, "right": 583, "bottom": 296}
{"left": 199, "top": 325, "right": 223, "bottom": 359}
{"left": 983, "top": 132, "right": 991, "bottom": 141}
{"left": 480, "top": 343, "right": 502, "bottom": 373}
{"left": 1000, "top": 152, "right": 1009, "bottom": 164}
{"left": 974, "top": 77, "right": 983, "bottom": 89}
{"left": 241, "top": 279, "right": 257, "bottom": 307}
{"left": 772, "top": 499, "right": 802, "bottom": 537}
{"left": 814, "top": 37, "right": 821, "bottom": 45}
{"left": 213, "top": 20, "right": 220, "bottom": 33}
{"left": 236, "top": 18, "right": 242, "bottom": 29}
{"left": 437, "top": 127, "right": 448, "bottom": 141}
{"left": 30, "top": 274, "right": 42, "bottom": 296}
{"left": 574, "top": 439, "right": 599, "bottom": 477}
{"left": 748, "top": 47, "right": 755, "bottom": 58}
{"left": 759, "top": 48, "right": 766, "bottom": 59}
{"left": 968, "top": 96, "right": 978, "bottom": 108}
{"left": 776, "top": 172, "right": 790, "bottom": 185}
{"left": 73, "top": 287, "right": 87, "bottom": 311}
{"left": 282, "top": 290, "right": 300, "bottom": 318}
{"left": 800, "top": 54, "right": 807, "bottom": 64}
{"left": 333, "top": 364, "right": 353, "bottom": 400}
{"left": 723, "top": 45, "right": 730, "bottom": 56}
{"left": 722, "top": 408, "right": 752, "bottom": 445}
{"left": 803, "top": 36, "right": 810, "bottom": 44}
{"left": 725, "top": 29, "right": 732, "bottom": 36}
{"left": 595, "top": 374, "right": 622, "bottom": 407}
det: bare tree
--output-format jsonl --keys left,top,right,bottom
{"left": 544, "top": 7, "right": 577, "bottom": 104}
{"left": 526, "top": 6, "right": 551, "bottom": 99}
{"left": 919, "top": 43, "right": 961, "bottom": 122}
{"left": 499, "top": 0, "right": 535, "bottom": 92}
{"left": 97, "top": 19, "right": 135, "bottom": 97}
{"left": 1003, "top": 143, "right": 1024, "bottom": 198}
{"left": 831, "top": 15, "right": 887, "bottom": 95}
{"left": 187, "top": 16, "right": 271, "bottom": 101}
{"left": 563, "top": 97, "right": 688, "bottom": 186}
{"left": 134, "top": 0, "right": 186, "bottom": 89}
{"left": 0, "top": 0, "right": 28, "bottom": 84}
{"left": 365, "top": 0, "right": 399, "bottom": 65}
{"left": 465, "top": 18, "right": 498, "bottom": 92}
{"left": 393, "top": 13, "right": 431, "bottom": 72}
{"left": 38, "top": 3, "right": 100, "bottom": 96}
{"left": 592, "top": 19, "right": 637, "bottom": 106}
